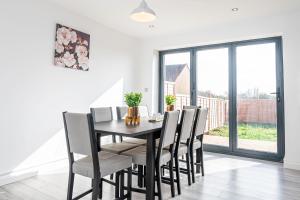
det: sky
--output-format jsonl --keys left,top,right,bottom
{"left": 164, "top": 43, "right": 276, "bottom": 97}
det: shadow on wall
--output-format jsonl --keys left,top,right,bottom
{"left": 0, "top": 78, "right": 125, "bottom": 186}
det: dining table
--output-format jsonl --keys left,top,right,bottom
{"left": 93, "top": 119, "right": 163, "bottom": 200}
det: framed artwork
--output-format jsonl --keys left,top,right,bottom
{"left": 54, "top": 24, "right": 90, "bottom": 71}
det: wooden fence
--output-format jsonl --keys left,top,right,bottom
{"left": 237, "top": 99, "right": 276, "bottom": 124}
{"left": 164, "top": 82, "right": 276, "bottom": 131}
{"left": 174, "top": 94, "right": 229, "bottom": 131}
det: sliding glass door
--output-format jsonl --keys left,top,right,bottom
{"left": 236, "top": 43, "right": 278, "bottom": 153}
{"left": 159, "top": 37, "right": 284, "bottom": 161}
{"left": 196, "top": 48, "right": 230, "bottom": 148}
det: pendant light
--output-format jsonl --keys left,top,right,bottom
{"left": 130, "top": 0, "right": 156, "bottom": 22}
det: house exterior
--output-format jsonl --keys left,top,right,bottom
{"left": 165, "top": 64, "right": 190, "bottom": 95}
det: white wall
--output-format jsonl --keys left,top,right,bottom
{"left": 137, "top": 11, "right": 300, "bottom": 170}
{"left": 0, "top": 0, "right": 140, "bottom": 185}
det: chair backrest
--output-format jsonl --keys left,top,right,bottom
{"left": 159, "top": 111, "right": 180, "bottom": 149}
{"left": 139, "top": 105, "right": 149, "bottom": 117}
{"left": 90, "top": 107, "right": 113, "bottom": 123}
{"left": 63, "top": 112, "right": 94, "bottom": 156}
{"left": 183, "top": 105, "right": 201, "bottom": 110}
{"left": 116, "top": 106, "right": 127, "bottom": 120}
{"left": 194, "top": 108, "right": 208, "bottom": 137}
{"left": 179, "top": 109, "right": 196, "bottom": 142}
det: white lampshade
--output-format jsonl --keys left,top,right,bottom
{"left": 130, "top": 0, "right": 156, "bottom": 22}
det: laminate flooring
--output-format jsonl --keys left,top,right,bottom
{"left": 1, "top": 153, "right": 300, "bottom": 200}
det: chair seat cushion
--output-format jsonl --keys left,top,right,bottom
{"left": 121, "top": 146, "right": 171, "bottom": 166}
{"left": 72, "top": 151, "right": 132, "bottom": 178}
{"left": 123, "top": 138, "right": 146, "bottom": 145}
{"left": 101, "top": 142, "right": 140, "bottom": 154}
{"left": 193, "top": 140, "right": 202, "bottom": 150}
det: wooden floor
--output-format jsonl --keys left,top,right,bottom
{"left": 1, "top": 153, "right": 300, "bottom": 200}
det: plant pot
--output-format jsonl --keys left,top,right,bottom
{"left": 166, "top": 105, "right": 174, "bottom": 111}
{"left": 125, "top": 107, "right": 140, "bottom": 126}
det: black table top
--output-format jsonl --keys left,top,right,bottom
{"left": 94, "top": 119, "right": 163, "bottom": 137}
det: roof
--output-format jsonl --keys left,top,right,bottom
{"left": 165, "top": 64, "right": 187, "bottom": 82}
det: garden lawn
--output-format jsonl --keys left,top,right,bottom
{"left": 209, "top": 123, "right": 277, "bottom": 141}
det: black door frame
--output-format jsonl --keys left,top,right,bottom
{"left": 159, "top": 36, "right": 285, "bottom": 162}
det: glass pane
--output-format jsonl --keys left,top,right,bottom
{"left": 163, "top": 52, "right": 191, "bottom": 110}
{"left": 236, "top": 43, "right": 277, "bottom": 153}
{"left": 197, "top": 48, "right": 229, "bottom": 147}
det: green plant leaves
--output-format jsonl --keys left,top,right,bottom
{"left": 165, "top": 95, "right": 176, "bottom": 105}
{"left": 124, "top": 92, "right": 143, "bottom": 107}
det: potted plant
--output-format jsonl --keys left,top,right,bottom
{"left": 124, "top": 92, "right": 143, "bottom": 125}
{"left": 165, "top": 95, "right": 176, "bottom": 111}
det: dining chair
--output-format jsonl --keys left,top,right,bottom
{"left": 183, "top": 105, "right": 200, "bottom": 109}
{"left": 121, "top": 111, "right": 180, "bottom": 199}
{"left": 116, "top": 106, "right": 147, "bottom": 188}
{"left": 116, "top": 106, "right": 127, "bottom": 120}
{"left": 90, "top": 107, "right": 140, "bottom": 154}
{"left": 190, "top": 108, "right": 208, "bottom": 181}
{"left": 173, "top": 109, "right": 196, "bottom": 191}
{"left": 62, "top": 112, "right": 132, "bottom": 200}
{"left": 90, "top": 107, "right": 116, "bottom": 143}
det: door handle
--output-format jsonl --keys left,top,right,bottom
{"left": 270, "top": 88, "right": 281, "bottom": 102}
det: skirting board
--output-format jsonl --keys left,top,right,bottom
{"left": 0, "top": 158, "right": 67, "bottom": 186}
{"left": 0, "top": 171, "right": 38, "bottom": 186}
{"left": 284, "top": 162, "right": 300, "bottom": 171}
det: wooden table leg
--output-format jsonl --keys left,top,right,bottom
{"left": 146, "top": 133, "right": 155, "bottom": 200}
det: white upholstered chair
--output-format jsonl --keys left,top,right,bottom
{"left": 121, "top": 111, "right": 180, "bottom": 199}
{"left": 62, "top": 112, "right": 132, "bottom": 200}
{"left": 90, "top": 107, "right": 140, "bottom": 154}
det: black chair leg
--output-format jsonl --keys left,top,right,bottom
{"left": 99, "top": 179, "right": 103, "bottom": 199}
{"left": 143, "top": 165, "right": 146, "bottom": 187}
{"left": 127, "top": 167, "right": 132, "bottom": 200}
{"left": 115, "top": 172, "right": 120, "bottom": 198}
{"left": 174, "top": 156, "right": 181, "bottom": 195}
{"left": 96, "top": 134, "right": 101, "bottom": 151}
{"left": 169, "top": 159, "right": 175, "bottom": 197}
{"left": 186, "top": 152, "right": 192, "bottom": 186}
{"left": 156, "top": 165, "right": 162, "bottom": 200}
{"left": 92, "top": 178, "right": 100, "bottom": 200}
{"left": 67, "top": 171, "right": 74, "bottom": 200}
{"left": 196, "top": 148, "right": 201, "bottom": 174}
{"left": 190, "top": 148, "right": 196, "bottom": 183}
{"left": 112, "top": 135, "right": 117, "bottom": 143}
{"left": 200, "top": 148, "right": 205, "bottom": 176}
{"left": 138, "top": 165, "right": 143, "bottom": 188}
{"left": 120, "top": 170, "right": 125, "bottom": 199}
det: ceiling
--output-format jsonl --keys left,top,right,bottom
{"left": 49, "top": 0, "right": 300, "bottom": 38}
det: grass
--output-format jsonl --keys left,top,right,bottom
{"left": 209, "top": 123, "right": 277, "bottom": 141}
